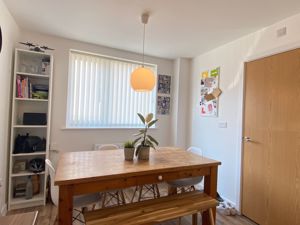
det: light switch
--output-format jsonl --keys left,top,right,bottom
{"left": 218, "top": 121, "right": 227, "bottom": 128}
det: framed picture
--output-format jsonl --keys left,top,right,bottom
{"left": 157, "top": 74, "right": 171, "bottom": 94}
{"left": 13, "top": 160, "right": 27, "bottom": 173}
{"left": 157, "top": 96, "right": 170, "bottom": 115}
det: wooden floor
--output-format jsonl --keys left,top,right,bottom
{"left": 7, "top": 185, "right": 257, "bottom": 225}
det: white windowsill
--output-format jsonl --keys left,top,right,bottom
{"left": 61, "top": 126, "right": 158, "bottom": 130}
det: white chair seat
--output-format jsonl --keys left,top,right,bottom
{"left": 168, "top": 176, "right": 203, "bottom": 188}
{"left": 167, "top": 146, "right": 204, "bottom": 189}
{"left": 73, "top": 193, "right": 100, "bottom": 208}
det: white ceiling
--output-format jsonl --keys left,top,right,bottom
{"left": 4, "top": 0, "right": 300, "bottom": 59}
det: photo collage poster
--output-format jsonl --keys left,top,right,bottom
{"left": 157, "top": 74, "right": 171, "bottom": 115}
{"left": 200, "top": 67, "right": 220, "bottom": 117}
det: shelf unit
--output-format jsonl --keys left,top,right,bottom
{"left": 8, "top": 49, "right": 53, "bottom": 210}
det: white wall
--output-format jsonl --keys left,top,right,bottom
{"left": 19, "top": 31, "right": 174, "bottom": 153}
{"left": 171, "top": 58, "right": 191, "bottom": 148}
{"left": 0, "top": 0, "right": 19, "bottom": 215}
{"left": 189, "top": 12, "right": 300, "bottom": 209}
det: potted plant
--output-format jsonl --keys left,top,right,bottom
{"left": 123, "top": 141, "right": 135, "bottom": 161}
{"left": 133, "top": 113, "right": 159, "bottom": 160}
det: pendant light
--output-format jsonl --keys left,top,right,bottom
{"left": 130, "top": 13, "right": 156, "bottom": 92}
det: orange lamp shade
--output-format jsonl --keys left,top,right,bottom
{"left": 130, "top": 67, "right": 156, "bottom": 91}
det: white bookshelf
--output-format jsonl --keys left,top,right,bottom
{"left": 8, "top": 49, "right": 53, "bottom": 210}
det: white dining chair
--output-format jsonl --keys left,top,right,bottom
{"left": 45, "top": 159, "right": 100, "bottom": 224}
{"left": 167, "top": 146, "right": 204, "bottom": 193}
{"left": 94, "top": 144, "right": 127, "bottom": 207}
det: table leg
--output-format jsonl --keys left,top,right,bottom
{"left": 203, "top": 166, "right": 218, "bottom": 225}
{"left": 58, "top": 185, "right": 73, "bottom": 225}
{"left": 192, "top": 213, "right": 198, "bottom": 225}
{"left": 167, "top": 186, "right": 177, "bottom": 196}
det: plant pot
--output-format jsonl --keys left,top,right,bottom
{"left": 137, "top": 146, "right": 150, "bottom": 160}
{"left": 124, "top": 148, "right": 135, "bottom": 161}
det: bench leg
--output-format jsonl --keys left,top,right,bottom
{"left": 209, "top": 209, "right": 215, "bottom": 225}
{"left": 192, "top": 213, "right": 198, "bottom": 225}
{"left": 178, "top": 217, "right": 182, "bottom": 225}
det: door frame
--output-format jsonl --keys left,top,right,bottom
{"left": 238, "top": 44, "right": 300, "bottom": 213}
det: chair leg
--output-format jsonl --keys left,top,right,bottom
{"left": 120, "top": 190, "right": 126, "bottom": 205}
{"left": 209, "top": 208, "right": 215, "bottom": 225}
{"left": 192, "top": 213, "right": 198, "bottom": 225}
{"left": 131, "top": 186, "right": 138, "bottom": 203}
{"left": 116, "top": 191, "right": 120, "bottom": 206}
{"left": 101, "top": 192, "right": 107, "bottom": 208}
{"left": 138, "top": 186, "right": 143, "bottom": 202}
{"left": 154, "top": 184, "right": 160, "bottom": 198}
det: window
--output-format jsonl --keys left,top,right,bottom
{"left": 66, "top": 50, "right": 157, "bottom": 128}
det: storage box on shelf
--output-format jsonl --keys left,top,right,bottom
{"left": 8, "top": 49, "right": 53, "bottom": 210}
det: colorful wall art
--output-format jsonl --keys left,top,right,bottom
{"left": 157, "top": 96, "right": 170, "bottom": 115}
{"left": 157, "top": 74, "right": 171, "bottom": 94}
{"left": 157, "top": 74, "right": 171, "bottom": 115}
{"left": 200, "top": 67, "right": 222, "bottom": 117}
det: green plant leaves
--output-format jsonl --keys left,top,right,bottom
{"left": 148, "top": 119, "right": 158, "bottom": 128}
{"left": 135, "top": 145, "right": 141, "bottom": 156}
{"left": 145, "top": 113, "right": 153, "bottom": 123}
{"left": 133, "top": 137, "right": 142, "bottom": 145}
{"left": 134, "top": 113, "right": 159, "bottom": 151}
{"left": 124, "top": 141, "right": 134, "bottom": 148}
{"left": 137, "top": 113, "right": 145, "bottom": 124}
{"left": 147, "top": 135, "right": 159, "bottom": 146}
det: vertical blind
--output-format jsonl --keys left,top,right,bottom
{"left": 67, "top": 50, "right": 157, "bottom": 128}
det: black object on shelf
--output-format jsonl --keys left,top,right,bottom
{"left": 14, "top": 133, "right": 46, "bottom": 154}
{"left": 23, "top": 113, "right": 47, "bottom": 125}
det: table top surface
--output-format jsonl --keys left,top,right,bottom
{"left": 54, "top": 147, "right": 221, "bottom": 186}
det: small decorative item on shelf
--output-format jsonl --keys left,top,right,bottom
{"left": 13, "top": 160, "right": 27, "bottom": 173}
{"left": 31, "top": 174, "right": 40, "bottom": 195}
{"left": 25, "top": 176, "right": 33, "bottom": 199}
{"left": 28, "top": 158, "right": 45, "bottom": 173}
{"left": 133, "top": 113, "right": 159, "bottom": 160}
{"left": 13, "top": 183, "right": 26, "bottom": 198}
{"left": 41, "top": 57, "right": 50, "bottom": 75}
{"left": 123, "top": 141, "right": 135, "bottom": 161}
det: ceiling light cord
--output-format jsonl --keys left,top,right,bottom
{"left": 142, "top": 22, "right": 145, "bottom": 68}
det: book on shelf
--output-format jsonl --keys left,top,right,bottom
{"left": 16, "top": 76, "right": 47, "bottom": 99}
{"left": 16, "top": 75, "right": 31, "bottom": 98}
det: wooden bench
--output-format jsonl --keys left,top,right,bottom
{"left": 84, "top": 191, "right": 218, "bottom": 225}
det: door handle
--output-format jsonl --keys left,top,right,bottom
{"left": 243, "top": 137, "right": 252, "bottom": 142}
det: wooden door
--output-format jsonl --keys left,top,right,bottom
{"left": 242, "top": 49, "right": 300, "bottom": 225}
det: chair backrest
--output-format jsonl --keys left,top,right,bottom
{"left": 45, "top": 159, "right": 59, "bottom": 206}
{"left": 95, "top": 144, "right": 119, "bottom": 151}
{"left": 187, "top": 146, "right": 203, "bottom": 156}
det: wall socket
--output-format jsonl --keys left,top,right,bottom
{"left": 218, "top": 121, "right": 228, "bottom": 128}
{"left": 277, "top": 27, "right": 287, "bottom": 37}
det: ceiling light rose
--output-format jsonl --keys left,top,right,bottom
{"left": 130, "top": 12, "right": 156, "bottom": 92}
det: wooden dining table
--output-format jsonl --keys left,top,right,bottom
{"left": 54, "top": 147, "right": 221, "bottom": 225}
